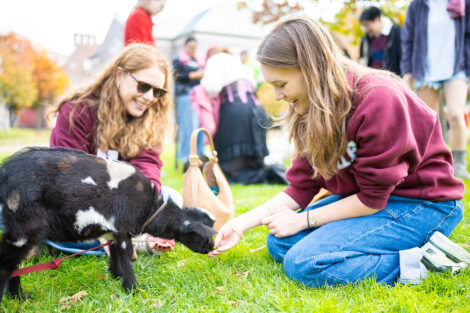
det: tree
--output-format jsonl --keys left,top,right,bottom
{"left": 31, "top": 47, "right": 70, "bottom": 106}
{"left": 0, "top": 34, "right": 38, "bottom": 111}
{"left": 238, "top": 0, "right": 410, "bottom": 47}
{"left": 0, "top": 33, "right": 70, "bottom": 128}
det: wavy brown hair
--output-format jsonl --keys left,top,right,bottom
{"left": 52, "top": 44, "right": 170, "bottom": 159}
{"left": 257, "top": 16, "right": 360, "bottom": 179}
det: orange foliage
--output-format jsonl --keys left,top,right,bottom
{"left": 0, "top": 32, "right": 70, "bottom": 110}
{"left": 238, "top": 0, "right": 410, "bottom": 48}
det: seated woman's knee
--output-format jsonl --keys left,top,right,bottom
{"left": 266, "top": 234, "right": 285, "bottom": 263}
{"left": 282, "top": 249, "right": 338, "bottom": 288}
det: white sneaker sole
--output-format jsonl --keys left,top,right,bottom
{"left": 429, "top": 231, "right": 470, "bottom": 264}
{"left": 421, "top": 242, "right": 463, "bottom": 274}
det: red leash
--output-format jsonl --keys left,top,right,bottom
{"left": 10, "top": 241, "right": 112, "bottom": 278}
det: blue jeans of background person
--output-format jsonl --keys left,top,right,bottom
{"left": 414, "top": 70, "right": 467, "bottom": 90}
{"left": 266, "top": 195, "right": 463, "bottom": 288}
{"left": 0, "top": 186, "right": 183, "bottom": 256}
{"left": 176, "top": 92, "right": 204, "bottom": 162}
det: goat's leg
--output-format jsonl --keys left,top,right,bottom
{"left": 111, "top": 234, "right": 137, "bottom": 292}
{"left": 108, "top": 243, "right": 122, "bottom": 279}
{"left": 0, "top": 237, "right": 35, "bottom": 302}
{"left": 5, "top": 276, "right": 30, "bottom": 300}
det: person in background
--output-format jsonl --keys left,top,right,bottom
{"left": 173, "top": 37, "right": 205, "bottom": 163}
{"left": 124, "top": 0, "right": 166, "bottom": 46}
{"left": 209, "top": 16, "right": 467, "bottom": 287}
{"left": 401, "top": 0, "right": 470, "bottom": 179}
{"left": 190, "top": 47, "right": 287, "bottom": 184}
{"left": 240, "top": 50, "right": 262, "bottom": 88}
{"left": 359, "top": 6, "right": 402, "bottom": 75}
{"left": 46, "top": 44, "right": 179, "bottom": 256}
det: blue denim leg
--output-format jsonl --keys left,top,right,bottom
{"left": 267, "top": 195, "right": 344, "bottom": 262}
{"left": 0, "top": 204, "right": 3, "bottom": 231}
{"left": 267, "top": 195, "right": 463, "bottom": 288}
{"left": 176, "top": 93, "right": 204, "bottom": 162}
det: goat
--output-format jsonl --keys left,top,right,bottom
{"left": 0, "top": 147, "right": 216, "bottom": 303}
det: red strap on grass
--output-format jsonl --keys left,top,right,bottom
{"left": 10, "top": 241, "right": 112, "bottom": 278}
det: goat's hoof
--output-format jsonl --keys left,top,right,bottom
{"left": 122, "top": 281, "right": 139, "bottom": 293}
{"left": 108, "top": 268, "right": 121, "bottom": 279}
{"left": 7, "top": 291, "right": 31, "bottom": 301}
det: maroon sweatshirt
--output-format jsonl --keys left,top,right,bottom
{"left": 284, "top": 73, "right": 464, "bottom": 210}
{"left": 50, "top": 102, "right": 163, "bottom": 192}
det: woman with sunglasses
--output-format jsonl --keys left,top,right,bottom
{"left": 47, "top": 43, "right": 178, "bottom": 256}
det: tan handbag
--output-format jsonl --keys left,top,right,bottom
{"left": 182, "top": 128, "right": 234, "bottom": 231}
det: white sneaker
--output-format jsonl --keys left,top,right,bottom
{"left": 428, "top": 231, "right": 470, "bottom": 264}
{"left": 421, "top": 242, "right": 468, "bottom": 274}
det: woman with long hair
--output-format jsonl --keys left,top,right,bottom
{"left": 401, "top": 0, "right": 470, "bottom": 178}
{"left": 48, "top": 43, "right": 178, "bottom": 255}
{"left": 209, "top": 16, "right": 468, "bottom": 287}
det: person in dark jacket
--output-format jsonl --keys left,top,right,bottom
{"left": 359, "top": 6, "right": 402, "bottom": 75}
{"left": 172, "top": 37, "right": 205, "bottom": 162}
{"left": 401, "top": 0, "right": 470, "bottom": 179}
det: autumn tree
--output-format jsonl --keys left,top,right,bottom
{"left": 238, "top": 0, "right": 410, "bottom": 48}
{"left": 0, "top": 33, "right": 38, "bottom": 111}
{"left": 0, "top": 32, "right": 70, "bottom": 128}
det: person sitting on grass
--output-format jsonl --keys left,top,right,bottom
{"left": 47, "top": 43, "right": 180, "bottom": 256}
{"left": 209, "top": 16, "right": 469, "bottom": 287}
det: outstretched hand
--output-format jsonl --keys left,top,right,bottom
{"left": 208, "top": 222, "right": 242, "bottom": 257}
{"left": 261, "top": 207, "right": 305, "bottom": 238}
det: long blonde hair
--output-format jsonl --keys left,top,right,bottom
{"left": 53, "top": 44, "right": 170, "bottom": 159}
{"left": 257, "top": 16, "right": 356, "bottom": 179}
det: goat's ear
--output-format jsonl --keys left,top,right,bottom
{"left": 187, "top": 222, "right": 216, "bottom": 237}
{"left": 182, "top": 206, "right": 215, "bottom": 227}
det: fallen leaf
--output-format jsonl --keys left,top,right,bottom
{"left": 250, "top": 245, "right": 266, "bottom": 253}
{"left": 149, "top": 300, "right": 164, "bottom": 309}
{"left": 233, "top": 270, "right": 252, "bottom": 278}
{"left": 227, "top": 300, "right": 238, "bottom": 307}
{"left": 96, "top": 272, "right": 105, "bottom": 280}
{"left": 59, "top": 290, "right": 88, "bottom": 309}
{"left": 215, "top": 286, "right": 225, "bottom": 293}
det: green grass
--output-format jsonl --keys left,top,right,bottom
{"left": 0, "top": 130, "right": 469, "bottom": 312}
{"left": 0, "top": 127, "right": 50, "bottom": 146}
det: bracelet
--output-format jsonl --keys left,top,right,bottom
{"left": 306, "top": 210, "right": 317, "bottom": 228}
{"left": 230, "top": 222, "right": 244, "bottom": 239}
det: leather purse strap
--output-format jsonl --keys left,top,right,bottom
{"left": 189, "top": 128, "right": 218, "bottom": 163}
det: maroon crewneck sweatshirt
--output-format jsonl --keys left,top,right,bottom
{"left": 284, "top": 73, "right": 464, "bottom": 210}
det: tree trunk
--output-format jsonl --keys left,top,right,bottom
{"left": 0, "top": 101, "right": 10, "bottom": 131}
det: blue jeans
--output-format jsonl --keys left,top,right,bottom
{"left": 266, "top": 195, "right": 464, "bottom": 287}
{"left": 0, "top": 186, "right": 183, "bottom": 256}
{"left": 414, "top": 70, "right": 467, "bottom": 90}
{"left": 176, "top": 92, "right": 204, "bottom": 162}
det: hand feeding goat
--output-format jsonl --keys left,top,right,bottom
{"left": 0, "top": 147, "right": 216, "bottom": 303}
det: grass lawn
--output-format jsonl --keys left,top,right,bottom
{"left": 0, "top": 128, "right": 50, "bottom": 146}
{"left": 0, "top": 130, "right": 469, "bottom": 312}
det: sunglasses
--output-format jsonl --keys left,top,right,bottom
{"left": 124, "top": 70, "right": 167, "bottom": 99}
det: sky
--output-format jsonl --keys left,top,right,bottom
{"left": 0, "top": 0, "right": 342, "bottom": 57}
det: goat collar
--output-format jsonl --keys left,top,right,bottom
{"left": 140, "top": 201, "right": 168, "bottom": 235}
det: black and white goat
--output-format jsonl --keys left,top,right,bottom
{"left": 0, "top": 147, "right": 216, "bottom": 303}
